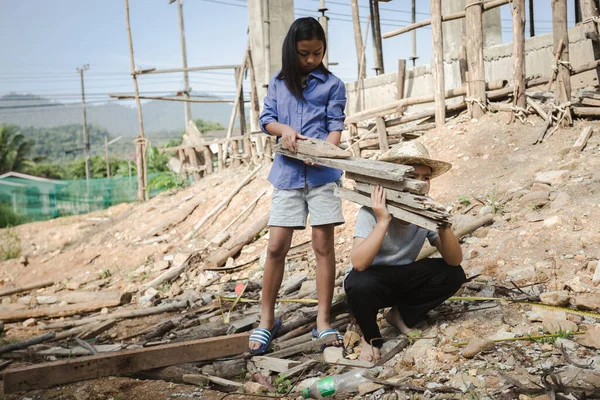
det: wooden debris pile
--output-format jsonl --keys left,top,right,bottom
{"left": 274, "top": 138, "right": 450, "bottom": 231}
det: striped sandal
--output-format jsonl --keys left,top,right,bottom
{"left": 248, "top": 318, "right": 282, "bottom": 356}
{"left": 312, "top": 327, "right": 344, "bottom": 351}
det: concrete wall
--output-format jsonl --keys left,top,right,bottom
{"left": 346, "top": 24, "right": 598, "bottom": 116}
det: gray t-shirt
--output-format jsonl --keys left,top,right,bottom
{"left": 350, "top": 206, "right": 439, "bottom": 269}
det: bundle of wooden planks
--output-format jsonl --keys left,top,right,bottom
{"left": 274, "top": 139, "right": 450, "bottom": 231}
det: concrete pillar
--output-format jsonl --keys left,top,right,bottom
{"left": 248, "top": 0, "right": 295, "bottom": 113}
{"left": 441, "top": 0, "right": 502, "bottom": 60}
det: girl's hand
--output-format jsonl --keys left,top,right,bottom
{"left": 371, "top": 185, "right": 391, "bottom": 222}
{"left": 281, "top": 127, "right": 308, "bottom": 153}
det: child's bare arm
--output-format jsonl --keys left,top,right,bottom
{"left": 264, "top": 122, "right": 308, "bottom": 153}
{"left": 432, "top": 227, "right": 463, "bottom": 266}
{"left": 351, "top": 186, "right": 391, "bottom": 271}
{"left": 325, "top": 131, "right": 341, "bottom": 146}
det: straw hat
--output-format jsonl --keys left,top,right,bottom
{"left": 380, "top": 141, "right": 452, "bottom": 178}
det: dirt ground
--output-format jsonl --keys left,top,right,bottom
{"left": 1, "top": 111, "right": 600, "bottom": 399}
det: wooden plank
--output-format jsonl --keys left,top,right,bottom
{"left": 582, "top": 91, "right": 600, "bottom": 100}
{"left": 0, "top": 280, "right": 54, "bottom": 297}
{"left": 345, "top": 172, "right": 428, "bottom": 195}
{"left": 353, "top": 182, "right": 447, "bottom": 214}
{"left": 77, "top": 319, "right": 117, "bottom": 340}
{"left": 582, "top": 97, "right": 600, "bottom": 107}
{"left": 274, "top": 146, "right": 413, "bottom": 182}
{"left": 572, "top": 126, "right": 594, "bottom": 152}
{"left": 334, "top": 187, "right": 439, "bottom": 231}
{"left": 3, "top": 333, "right": 248, "bottom": 394}
{"left": 292, "top": 138, "right": 350, "bottom": 159}
{"left": 375, "top": 117, "right": 389, "bottom": 152}
{"left": 573, "top": 106, "right": 600, "bottom": 117}
{"left": 252, "top": 356, "right": 300, "bottom": 374}
{"left": 358, "top": 138, "right": 401, "bottom": 150}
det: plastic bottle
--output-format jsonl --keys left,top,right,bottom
{"left": 301, "top": 369, "right": 370, "bottom": 399}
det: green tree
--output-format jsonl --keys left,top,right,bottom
{"left": 195, "top": 118, "right": 224, "bottom": 134}
{"left": 0, "top": 124, "right": 35, "bottom": 173}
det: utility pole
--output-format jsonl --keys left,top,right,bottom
{"left": 410, "top": 0, "right": 418, "bottom": 66}
{"left": 350, "top": 0, "right": 366, "bottom": 78}
{"left": 170, "top": 0, "right": 192, "bottom": 126}
{"left": 528, "top": 0, "right": 535, "bottom": 37}
{"left": 369, "top": 0, "right": 384, "bottom": 75}
{"left": 318, "top": 0, "right": 329, "bottom": 68}
{"left": 77, "top": 64, "right": 91, "bottom": 181}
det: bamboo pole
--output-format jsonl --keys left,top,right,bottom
{"left": 431, "top": 0, "right": 445, "bottom": 128}
{"left": 124, "top": 0, "right": 147, "bottom": 201}
{"left": 351, "top": 0, "right": 366, "bottom": 79}
{"left": 346, "top": 80, "right": 507, "bottom": 123}
{"left": 513, "top": 0, "right": 527, "bottom": 113}
{"left": 247, "top": 47, "right": 260, "bottom": 132}
{"left": 109, "top": 94, "right": 242, "bottom": 103}
{"left": 552, "top": 0, "right": 572, "bottom": 126}
{"left": 382, "top": 0, "right": 511, "bottom": 39}
{"left": 226, "top": 45, "right": 249, "bottom": 139}
{"left": 465, "top": 0, "right": 486, "bottom": 119}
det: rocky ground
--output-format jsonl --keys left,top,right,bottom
{"left": 0, "top": 112, "right": 599, "bottom": 399}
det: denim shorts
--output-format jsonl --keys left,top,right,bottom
{"left": 268, "top": 180, "right": 345, "bottom": 229}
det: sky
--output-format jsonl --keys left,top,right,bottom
{"left": 0, "top": 0, "right": 576, "bottom": 110}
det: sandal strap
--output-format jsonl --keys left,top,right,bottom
{"left": 318, "top": 329, "right": 343, "bottom": 340}
{"left": 249, "top": 328, "right": 272, "bottom": 345}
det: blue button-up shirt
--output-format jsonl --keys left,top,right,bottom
{"left": 259, "top": 68, "right": 346, "bottom": 190}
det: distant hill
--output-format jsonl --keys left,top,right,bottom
{"left": 0, "top": 93, "right": 237, "bottom": 137}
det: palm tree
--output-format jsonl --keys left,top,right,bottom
{"left": 0, "top": 124, "right": 35, "bottom": 173}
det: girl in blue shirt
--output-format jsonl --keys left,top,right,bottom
{"left": 248, "top": 17, "right": 346, "bottom": 355}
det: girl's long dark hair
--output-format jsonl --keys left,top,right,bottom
{"left": 278, "top": 17, "right": 329, "bottom": 101}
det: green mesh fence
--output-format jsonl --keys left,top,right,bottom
{"left": 0, "top": 173, "right": 165, "bottom": 225}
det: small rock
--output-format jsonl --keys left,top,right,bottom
{"left": 519, "top": 191, "right": 549, "bottom": 207}
{"left": 36, "top": 295, "right": 58, "bottom": 305}
{"left": 506, "top": 265, "right": 536, "bottom": 281}
{"left": 23, "top": 318, "right": 37, "bottom": 328}
{"left": 298, "top": 280, "right": 317, "bottom": 298}
{"left": 554, "top": 337, "right": 578, "bottom": 351}
{"left": 100, "top": 307, "right": 109, "bottom": 315}
{"left": 539, "top": 290, "right": 570, "bottom": 307}
{"left": 144, "top": 287, "right": 159, "bottom": 297}
{"left": 543, "top": 318, "right": 578, "bottom": 334}
{"left": 575, "top": 324, "right": 600, "bottom": 349}
{"left": 528, "top": 307, "right": 567, "bottom": 322}
{"left": 574, "top": 294, "right": 600, "bottom": 310}
{"left": 462, "top": 338, "right": 495, "bottom": 359}
{"left": 170, "top": 282, "right": 183, "bottom": 296}
{"left": 531, "top": 395, "right": 552, "bottom": 400}
{"left": 17, "top": 295, "right": 32, "bottom": 305}
{"left": 18, "top": 255, "right": 28, "bottom": 266}
{"left": 66, "top": 281, "right": 80, "bottom": 290}
{"left": 323, "top": 346, "right": 344, "bottom": 363}
{"left": 478, "top": 205, "right": 494, "bottom": 216}
{"left": 138, "top": 294, "right": 157, "bottom": 306}
{"left": 442, "top": 344, "right": 459, "bottom": 354}
{"left": 591, "top": 261, "right": 600, "bottom": 284}
{"left": 543, "top": 216, "right": 561, "bottom": 227}
{"left": 530, "top": 182, "right": 551, "bottom": 192}
{"left": 551, "top": 191, "right": 570, "bottom": 209}
{"left": 244, "top": 382, "right": 268, "bottom": 395}
{"left": 534, "top": 170, "right": 570, "bottom": 186}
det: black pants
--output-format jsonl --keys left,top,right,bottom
{"left": 344, "top": 258, "right": 466, "bottom": 348}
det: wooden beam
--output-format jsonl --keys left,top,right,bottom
{"left": 3, "top": 333, "right": 249, "bottom": 394}
{"left": 0, "top": 293, "right": 131, "bottom": 323}
{"left": 552, "top": 0, "right": 572, "bottom": 126}
{"left": 572, "top": 126, "right": 594, "bottom": 151}
{"left": 345, "top": 172, "right": 428, "bottom": 196}
{"left": 382, "top": 0, "right": 511, "bottom": 39}
{"left": 397, "top": 59, "right": 406, "bottom": 101}
{"left": 513, "top": 0, "right": 527, "bottom": 112}
{"left": 375, "top": 117, "right": 389, "bottom": 153}
{"left": 465, "top": 0, "right": 486, "bottom": 119}
{"left": 431, "top": 0, "right": 445, "bottom": 127}
{"left": 0, "top": 280, "right": 54, "bottom": 297}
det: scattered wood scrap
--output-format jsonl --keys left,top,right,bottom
{"left": 3, "top": 333, "right": 249, "bottom": 393}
